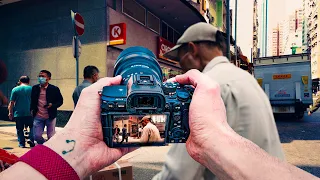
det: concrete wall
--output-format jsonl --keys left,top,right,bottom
{"left": 0, "top": 0, "right": 108, "bottom": 111}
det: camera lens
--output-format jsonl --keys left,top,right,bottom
{"left": 113, "top": 46, "right": 163, "bottom": 84}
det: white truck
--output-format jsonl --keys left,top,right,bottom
{"left": 253, "top": 53, "right": 313, "bottom": 120}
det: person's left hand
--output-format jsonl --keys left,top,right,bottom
{"left": 47, "top": 103, "right": 52, "bottom": 108}
{"left": 308, "top": 111, "right": 312, "bottom": 116}
{"left": 45, "top": 76, "right": 136, "bottom": 178}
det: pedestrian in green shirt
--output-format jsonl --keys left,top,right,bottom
{"left": 8, "top": 76, "right": 35, "bottom": 148}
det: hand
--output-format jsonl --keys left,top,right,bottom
{"left": 46, "top": 103, "right": 52, "bottom": 108}
{"left": 45, "top": 76, "right": 136, "bottom": 178}
{"left": 308, "top": 111, "right": 312, "bottom": 116}
{"left": 172, "top": 70, "right": 234, "bottom": 165}
{"left": 8, "top": 113, "right": 13, "bottom": 121}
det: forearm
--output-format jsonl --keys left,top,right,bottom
{"left": 8, "top": 102, "right": 13, "bottom": 114}
{"left": 43, "top": 129, "right": 89, "bottom": 178}
{"left": 202, "top": 131, "right": 318, "bottom": 180}
{"left": 0, "top": 162, "right": 47, "bottom": 180}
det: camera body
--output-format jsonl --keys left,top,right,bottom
{"left": 100, "top": 46, "right": 193, "bottom": 148}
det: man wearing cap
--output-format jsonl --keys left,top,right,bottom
{"left": 139, "top": 116, "right": 161, "bottom": 143}
{"left": 8, "top": 76, "right": 35, "bottom": 148}
{"left": 153, "top": 22, "right": 284, "bottom": 180}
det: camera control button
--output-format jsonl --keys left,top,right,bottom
{"left": 177, "top": 91, "right": 190, "bottom": 102}
{"left": 107, "top": 102, "right": 115, "bottom": 109}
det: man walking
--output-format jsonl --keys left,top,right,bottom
{"left": 31, "top": 70, "right": 63, "bottom": 144}
{"left": 153, "top": 23, "right": 284, "bottom": 180}
{"left": 72, "top": 65, "right": 99, "bottom": 107}
{"left": 139, "top": 116, "right": 161, "bottom": 143}
{"left": 8, "top": 76, "right": 34, "bottom": 148}
{"left": 120, "top": 124, "right": 128, "bottom": 143}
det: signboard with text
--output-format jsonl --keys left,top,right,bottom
{"left": 272, "top": 74, "right": 292, "bottom": 80}
{"left": 109, "top": 23, "right": 126, "bottom": 45}
{"left": 157, "top": 37, "right": 177, "bottom": 64}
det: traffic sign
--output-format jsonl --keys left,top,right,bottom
{"left": 72, "top": 37, "right": 82, "bottom": 58}
{"left": 109, "top": 23, "right": 126, "bottom": 45}
{"left": 74, "top": 13, "right": 85, "bottom": 36}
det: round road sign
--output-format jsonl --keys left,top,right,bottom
{"left": 74, "top": 13, "right": 85, "bottom": 36}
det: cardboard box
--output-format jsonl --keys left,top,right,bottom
{"left": 84, "top": 160, "right": 133, "bottom": 180}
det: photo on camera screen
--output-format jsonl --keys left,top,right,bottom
{"left": 112, "top": 114, "right": 167, "bottom": 146}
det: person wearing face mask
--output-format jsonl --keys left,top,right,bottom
{"left": 153, "top": 22, "right": 285, "bottom": 180}
{"left": 72, "top": 65, "right": 99, "bottom": 107}
{"left": 30, "top": 70, "right": 63, "bottom": 145}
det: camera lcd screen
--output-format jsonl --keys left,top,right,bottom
{"left": 138, "top": 96, "right": 154, "bottom": 107}
{"left": 112, "top": 114, "right": 166, "bottom": 146}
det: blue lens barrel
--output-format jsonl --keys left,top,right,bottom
{"left": 113, "top": 46, "right": 163, "bottom": 83}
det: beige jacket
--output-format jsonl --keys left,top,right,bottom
{"left": 140, "top": 122, "right": 162, "bottom": 143}
{"left": 153, "top": 56, "right": 285, "bottom": 180}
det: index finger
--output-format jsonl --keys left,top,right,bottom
{"left": 174, "top": 69, "right": 204, "bottom": 87}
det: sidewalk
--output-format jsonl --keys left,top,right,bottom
{"left": 0, "top": 120, "right": 63, "bottom": 156}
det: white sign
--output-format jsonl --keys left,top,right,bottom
{"left": 111, "top": 26, "right": 121, "bottom": 38}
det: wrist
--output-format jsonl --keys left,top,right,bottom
{"left": 201, "top": 126, "right": 237, "bottom": 169}
{"left": 44, "top": 129, "right": 89, "bottom": 178}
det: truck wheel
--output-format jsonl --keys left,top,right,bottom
{"left": 295, "top": 111, "right": 304, "bottom": 120}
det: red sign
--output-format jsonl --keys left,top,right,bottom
{"left": 157, "top": 37, "right": 177, "bottom": 64}
{"left": 109, "top": 23, "right": 126, "bottom": 45}
{"left": 74, "top": 13, "right": 85, "bottom": 36}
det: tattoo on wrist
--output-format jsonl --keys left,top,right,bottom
{"left": 62, "top": 140, "right": 76, "bottom": 155}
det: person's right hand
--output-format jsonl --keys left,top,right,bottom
{"left": 173, "top": 69, "right": 234, "bottom": 165}
{"left": 8, "top": 113, "right": 13, "bottom": 121}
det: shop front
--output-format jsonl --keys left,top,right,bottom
{"left": 106, "top": 0, "right": 205, "bottom": 78}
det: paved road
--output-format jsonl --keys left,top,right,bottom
{"left": 276, "top": 112, "right": 320, "bottom": 178}
{"left": 1, "top": 112, "right": 320, "bottom": 179}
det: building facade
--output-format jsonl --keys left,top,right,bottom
{"left": 252, "top": 0, "right": 259, "bottom": 58}
{"left": 0, "top": 0, "right": 205, "bottom": 121}
{"left": 308, "top": 0, "right": 320, "bottom": 80}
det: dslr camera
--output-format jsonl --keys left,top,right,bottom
{"left": 100, "top": 47, "right": 194, "bottom": 147}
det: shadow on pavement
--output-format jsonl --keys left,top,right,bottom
{"left": 2, "top": 147, "right": 14, "bottom": 150}
{"left": 297, "top": 166, "right": 320, "bottom": 177}
{"left": 0, "top": 124, "right": 16, "bottom": 127}
{"left": 132, "top": 162, "right": 163, "bottom": 180}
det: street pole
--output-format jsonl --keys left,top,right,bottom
{"left": 226, "top": 0, "right": 231, "bottom": 60}
{"left": 75, "top": 36, "right": 79, "bottom": 86}
{"left": 265, "top": 0, "right": 268, "bottom": 56}
{"left": 234, "top": 0, "right": 238, "bottom": 62}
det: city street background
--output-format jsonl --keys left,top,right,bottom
{"left": 1, "top": 111, "right": 319, "bottom": 179}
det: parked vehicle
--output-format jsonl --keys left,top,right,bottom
{"left": 253, "top": 53, "right": 312, "bottom": 120}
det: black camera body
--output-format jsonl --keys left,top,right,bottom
{"left": 100, "top": 47, "right": 193, "bottom": 148}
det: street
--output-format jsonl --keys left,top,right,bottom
{"left": 1, "top": 113, "right": 320, "bottom": 179}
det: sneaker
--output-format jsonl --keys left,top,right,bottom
{"left": 19, "top": 144, "right": 26, "bottom": 148}
{"left": 27, "top": 141, "right": 35, "bottom": 147}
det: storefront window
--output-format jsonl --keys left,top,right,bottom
{"left": 161, "top": 22, "right": 168, "bottom": 40}
{"left": 173, "top": 31, "right": 180, "bottom": 44}
{"left": 147, "top": 11, "right": 160, "bottom": 34}
{"left": 161, "top": 66, "right": 182, "bottom": 82}
{"left": 122, "top": 0, "right": 146, "bottom": 25}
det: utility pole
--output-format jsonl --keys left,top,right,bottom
{"left": 226, "top": 0, "right": 231, "bottom": 60}
{"left": 265, "top": 0, "right": 268, "bottom": 56}
{"left": 234, "top": 0, "right": 238, "bottom": 62}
